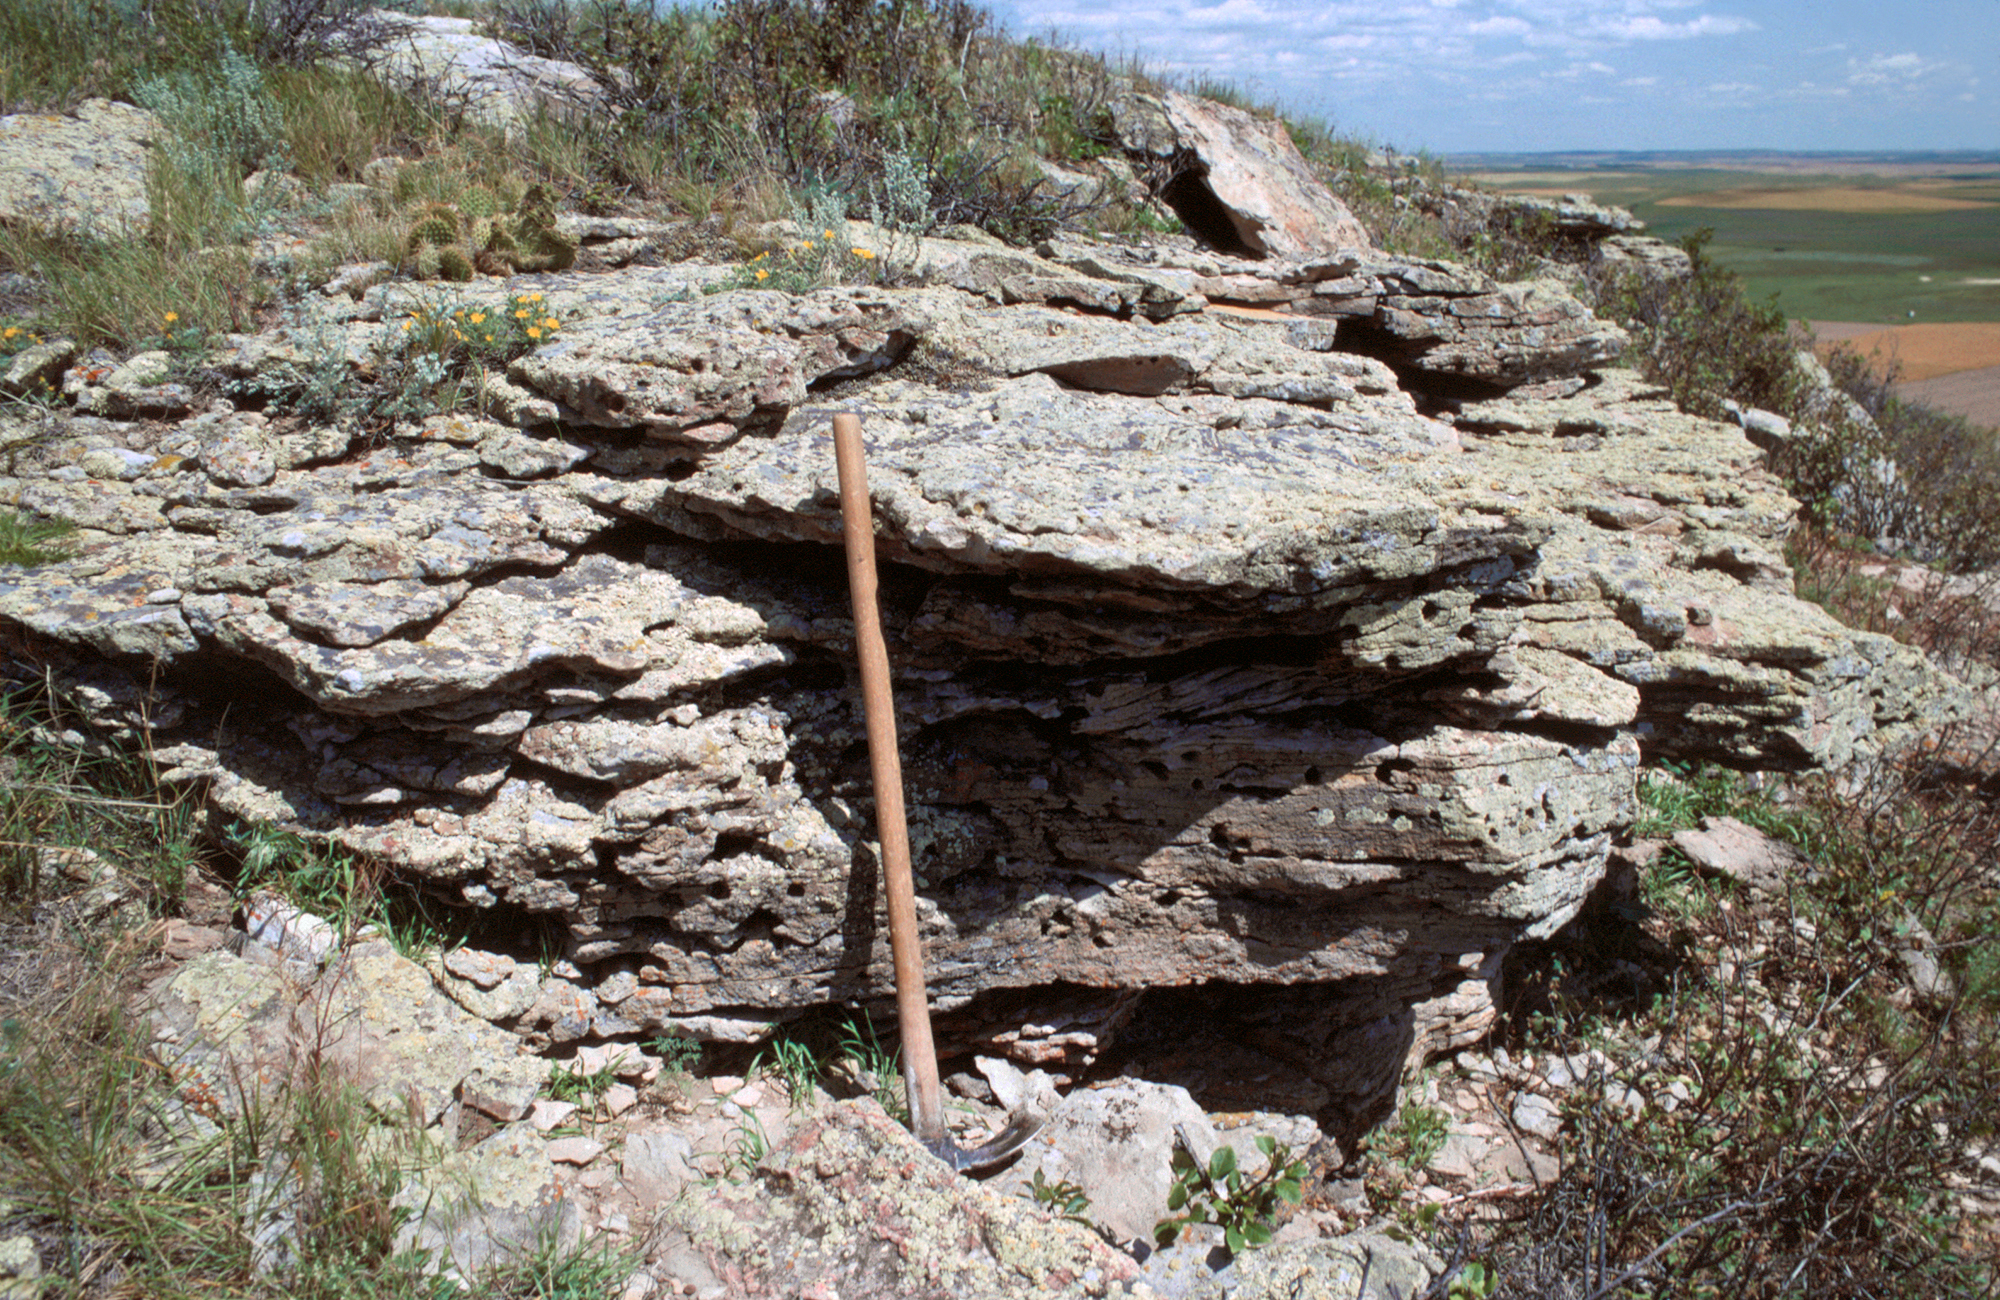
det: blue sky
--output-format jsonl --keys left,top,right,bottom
{"left": 978, "top": 0, "right": 2000, "bottom": 154}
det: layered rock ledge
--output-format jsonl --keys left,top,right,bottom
{"left": 0, "top": 219, "right": 1957, "bottom": 1132}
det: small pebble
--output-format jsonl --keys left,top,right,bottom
{"left": 547, "top": 1136, "right": 605, "bottom": 1166}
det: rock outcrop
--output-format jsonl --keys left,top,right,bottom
{"left": 0, "top": 98, "right": 157, "bottom": 239}
{"left": 0, "top": 89, "right": 1964, "bottom": 1143}
{"left": 366, "top": 10, "right": 609, "bottom": 129}
{"left": 1112, "top": 90, "right": 1372, "bottom": 260}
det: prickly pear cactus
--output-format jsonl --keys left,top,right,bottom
{"left": 458, "top": 186, "right": 500, "bottom": 221}
{"left": 399, "top": 185, "right": 576, "bottom": 280}
{"left": 506, "top": 185, "right": 577, "bottom": 274}
{"left": 411, "top": 242, "right": 477, "bottom": 282}
{"left": 406, "top": 203, "right": 462, "bottom": 254}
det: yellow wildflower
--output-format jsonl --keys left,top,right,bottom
{"left": 823, "top": 229, "right": 836, "bottom": 240}
{"left": 164, "top": 311, "right": 179, "bottom": 325}
{"left": 541, "top": 317, "right": 560, "bottom": 331}
{"left": 470, "top": 312, "right": 486, "bottom": 324}
{"left": 527, "top": 292, "right": 544, "bottom": 303}
{"left": 527, "top": 326, "right": 541, "bottom": 339}
{"left": 515, "top": 308, "right": 530, "bottom": 319}
{"left": 2, "top": 327, "right": 16, "bottom": 339}
{"left": 755, "top": 268, "right": 770, "bottom": 281}
{"left": 851, "top": 247, "right": 876, "bottom": 260}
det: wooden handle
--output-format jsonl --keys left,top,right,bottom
{"left": 832, "top": 412, "right": 946, "bottom": 1147}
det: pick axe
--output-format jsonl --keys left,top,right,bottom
{"left": 831, "top": 412, "right": 1041, "bottom": 1173}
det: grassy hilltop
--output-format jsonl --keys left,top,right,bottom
{"left": 0, "top": 2, "right": 1998, "bottom": 1298}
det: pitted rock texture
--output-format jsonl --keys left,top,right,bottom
{"left": 661, "top": 1099, "right": 1144, "bottom": 1297}
{"left": 0, "top": 202, "right": 1963, "bottom": 1133}
{"left": 0, "top": 98, "right": 156, "bottom": 239}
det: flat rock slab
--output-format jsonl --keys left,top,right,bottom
{"left": 661, "top": 1100, "right": 1143, "bottom": 1297}
{"left": 149, "top": 941, "right": 546, "bottom": 1129}
{"left": 592, "top": 373, "right": 1534, "bottom": 628}
{"left": 510, "top": 289, "right": 918, "bottom": 441}
{"left": 0, "top": 99, "right": 155, "bottom": 239}
{"left": 1672, "top": 815, "right": 1813, "bottom": 897}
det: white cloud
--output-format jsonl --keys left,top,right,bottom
{"left": 980, "top": 0, "right": 1981, "bottom": 151}
{"left": 1847, "top": 52, "right": 1943, "bottom": 85}
{"left": 1592, "top": 14, "right": 1757, "bottom": 41}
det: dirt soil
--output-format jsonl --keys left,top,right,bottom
{"left": 1658, "top": 186, "right": 1994, "bottom": 213}
{"left": 1808, "top": 321, "right": 2000, "bottom": 382}
{"left": 1895, "top": 367, "right": 2000, "bottom": 429}
{"left": 1809, "top": 320, "right": 2000, "bottom": 429}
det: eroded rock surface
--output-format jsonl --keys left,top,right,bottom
{"left": 1112, "top": 90, "right": 1373, "bottom": 260}
{"left": 0, "top": 162, "right": 1963, "bottom": 1141}
{"left": 0, "top": 99, "right": 157, "bottom": 239}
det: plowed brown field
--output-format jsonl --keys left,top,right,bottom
{"left": 1660, "top": 187, "right": 1994, "bottom": 213}
{"left": 1809, "top": 321, "right": 2000, "bottom": 428}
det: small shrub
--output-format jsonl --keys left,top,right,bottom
{"left": 1371, "top": 1097, "right": 1450, "bottom": 1170}
{"left": 135, "top": 43, "right": 290, "bottom": 179}
{"left": 1154, "top": 1135, "right": 1307, "bottom": 1256}
{"left": 1480, "top": 748, "right": 2000, "bottom": 1297}
{"left": 1591, "top": 229, "right": 1802, "bottom": 421}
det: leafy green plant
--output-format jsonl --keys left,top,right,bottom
{"left": 355, "top": 287, "right": 566, "bottom": 429}
{"left": 0, "top": 510, "right": 73, "bottom": 567}
{"left": 1372, "top": 1099, "right": 1450, "bottom": 1171}
{"left": 646, "top": 1030, "right": 704, "bottom": 1083}
{"left": 714, "top": 229, "right": 882, "bottom": 294}
{"left": 1026, "top": 1168, "right": 1094, "bottom": 1227}
{"left": 1153, "top": 1135, "right": 1306, "bottom": 1256}
{"left": 137, "top": 306, "right": 217, "bottom": 383}
{"left": 1447, "top": 1259, "right": 1497, "bottom": 1300}
{"left": 0, "top": 320, "right": 43, "bottom": 361}
{"left": 722, "top": 1110, "right": 771, "bottom": 1181}
{"left": 544, "top": 1057, "right": 619, "bottom": 1110}
{"left": 227, "top": 819, "right": 363, "bottom": 917}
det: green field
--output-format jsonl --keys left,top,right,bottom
{"left": 1454, "top": 156, "right": 2000, "bottom": 326}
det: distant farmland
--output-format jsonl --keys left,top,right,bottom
{"left": 1453, "top": 151, "right": 2000, "bottom": 427}
{"left": 1454, "top": 151, "right": 2000, "bottom": 325}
